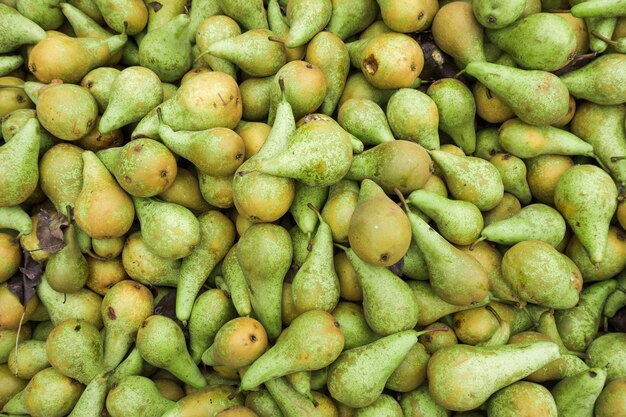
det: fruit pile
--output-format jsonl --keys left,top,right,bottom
{"left": 1, "top": 0, "right": 626, "bottom": 416}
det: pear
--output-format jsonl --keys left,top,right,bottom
{"left": 0, "top": 54, "right": 22, "bottom": 76}
{"left": 555, "top": 279, "right": 618, "bottom": 352}
{"left": 452, "top": 306, "right": 500, "bottom": 346}
{"left": 2, "top": 108, "right": 54, "bottom": 156}
{"left": 215, "top": 406, "right": 260, "bottom": 417}
{"left": 334, "top": 251, "right": 364, "bottom": 301}
{"left": 336, "top": 99, "right": 391, "bottom": 146}
{"left": 74, "top": 150, "right": 135, "bottom": 239}
{"left": 80, "top": 67, "right": 120, "bottom": 112}
{"left": 399, "top": 384, "right": 450, "bottom": 417}
{"left": 195, "top": 15, "right": 240, "bottom": 79}
{"left": 572, "top": 0, "right": 626, "bottom": 17}
{"left": 465, "top": 62, "right": 570, "bottom": 126}
{"left": 0, "top": 3, "right": 46, "bottom": 53}
{"left": 23, "top": 367, "right": 85, "bottom": 417}
{"left": 385, "top": 341, "right": 430, "bottom": 393}
{"left": 282, "top": 0, "right": 332, "bottom": 47}
{"left": 427, "top": 341, "right": 561, "bottom": 412}
{"left": 245, "top": 389, "right": 282, "bottom": 417}
{"left": 502, "top": 240, "right": 581, "bottom": 309}
{"left": 571, "top": 102, "right": 626, "bottom": 187}
{"left": 201, "top": 317, "right": 268, "bottom": 368}
{"left": 604, "top": 272, "right": 626, "bottom": 321}
{"left": 595, "top": 378, "right": 626, "bottom": 417}
{"left": 328, "top": 330, "right": 428, "bottom": 408}
{"left": 339, "top": 72, "right": 395, "bottom": 109}
{"left": 498, "top": 118, "right": 595, "bottom": 159}
{"left": 188, "top": 0, "right": 222, "bottom": 41}
{"left": 586, "top": 333, "right": 626, "bottom": 381}
{"left": 106, "top": 375, "right": 175, "bottom": 417}
{"left": 139, "top": 14, "right": 192, "bottom": 82}
{"left": 198, "top": 172, "right": 234, "bottom": 209}
{"left": 176, "top": 211, "right": 235, "bottom": 323}
{"left": 474, "top": 79, "right": 516, "bottom": 124}
{"left": 37, "top": 276, "right": 103, "bottom": 329}
{"left": 136, "top": 315, "right": 206, "bottom": 388}
{"left": 93, "top": 0, "right": 147, "bottom": 34}
{"left": 0, "top": 117, "right": 39, "bottom": 206}
{"left": 473, "top": 0, "right": 526, "bottom": 29}
{"left": 552, "top": 368, "right": 607, "bottom": 416}
{"left": 38, "top": 144, "right": 84, "bottom": 213}
{"left": 237, "top": 223, "right": 292, "bottom": 340}
{"left": 486, "top": 381, "right": 558, "bottom": 417}
{"left": 145, "top": 0, "right": 186, "bottom": 31}
{"left": 67, "top": 370, "right": 109, "bottom": 417}
{"left": 386, "top": 88, "right": 439, "bottom": 150}
{"left": 554, "top": 164, "right": 618, "bottom": 264}
{"left": 157, "top": 168, "right": 212, "bottom": 212}
{"left": 489, "top": 153, "right": 532, "bottom": 205}
{"left": 217, "top": 0, "right": 267, "bottom": 30}
{"left": 239, "top": 310, "right": 344, "bottom": 391}
{"left": 348, "top": 180, "right": 412, "bottom": 267}
{"left": 46, "top": 211, "right": 89, "bottom": 294}
{"left": 350, "top": 393, "right": 401, "bottom": 416}
{"left": 243, "top": 118, "right": 352, "bottom": 187}
{"left": 46, "top": 318, "right": 104, "bottom": 384}
{"left": 321, "top": 179, "right": 359, "bottom": 243}
{"left": 289, "top": 184, "right": 329, "bottom": 237}
{"left": 344, "top": 247, "right": 418, "bottom": 335}
{"left": 346, "top": 140, "right": 433, "bottom": 195}
{"left": 263, "top": 377, "right": 319, "bottom": 416}
{"left": 267, "top": 0, "right": 306, "bottom": 62}
{"left": 377, "top": 0, "right": 438, "bottom": 33}
{"left": 161, "top": 386, "right": 244, "bottom": 417}
{"left": 478, "top": 204, "right": 566, "bottom": 247}
{"left": 567, "top": 227, "right": 626, "bottom": 282}
{"left": 431, "top": 150, "right": 504, "bottom": 211}
{"left": 560, "top": 54, "right": 626, "bottom": 105}
{"left": 188, "top": 288, "right": 237, "bottom": 364}
{"left": 326, "top": 0, "right": 378, "bottom": 40}
{"left": 0, "top": 363, "right": 28, "bottom": 410}
{"left": 7, "top": 340, "right": 49, "bottom": 380}
{"left": 0, "top": 205, "right": 32, "bottom": 236}
{"left": 121, "top": 232, "right": 181, "bottom": 287}
{"left": 419, "top": 323, "right": 458, "bottom": 354}
{"left": 331, "top": 302, "right": 380, "bottom": 350}
{"left": 432, "top": 1, "right": 486, "bottom": 67}
{"left": 205, "top": 29, "right": 287, "bottom": 77}
{"left": 408, "top": 189, "right": 483, "bottom": 246}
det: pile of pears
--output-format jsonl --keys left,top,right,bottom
{"left": 3, "top": 0, "right": 626, "bottom": 416}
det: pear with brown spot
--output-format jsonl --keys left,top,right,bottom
{"left": 202, "top": 317, "right": 268, "bottom": 368}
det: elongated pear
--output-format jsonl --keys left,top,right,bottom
{"left": 432, "top": 1, "right": 486, "bottom": 67}
{"left": 337, "top": 98, "right": 393, "bottom": 146}
{"left": 237, "top": 223, "right": 292, "bottom": 340}
{"left": 465, "top": 62, "right": 570, "bottom": 126}
{"left": 240, "top": 310, "right": 344, "bottom": 391}
{"left": 263, "top": 377, "right": 319, "bottom": 417}
{"left": 46, "top": 215, "right": 89, "bottom": 294}
{"left": 344, "top": 247, "right": 418, "bottom": 335}
{"left": 136, "top": 315, "right": 206, "bottom": 388}
{"left": 430, "top": 150, "right": 504, "bottom": 211}
{"left": 326, "top": 0, "right": 378, "bottom": 40}
{"left": 0, "top": 205, "right": 32, "bottom": 236}
{"left": 0, "top": 118, "right": 39, "bottom": 206}
{"left": 552, "top": 368, "right": 607, "bottom": 416}
{"left": 479, "top": 204, "right": 566, "bottom": 247}
{"left": 386, "top": 88, "right": 439, "bottom": 150}
{"left": 428, "top": 342, "right": 561, "bottom": 411}
{"left": 0, "top": 3, "right": 46, "bottom": 53}
{"left": 400, "top": 384, "right": 450, "bottom": 417}
{"left": 245, "top": 118, "right": 352, "bottom": 187}
{"left": 473, "top": 0, "right": 526, "bottom": 29}
{"left": 554, "top": 165, "right": 618, "bottom": 264}
{"left": 486, "top": 381, "right": 558, "bottom": 417}
{"left": 37, "top": 276, "right": 103, "bottom": 329}
{"left": 68, "top": 370, "right": 109, "bottom": 417}
{"left": 139, "top": 14, "right": 192, "bottom": 82}
{"left": 221, "top": 245, "right": 251, "bottom": 317}
{"left": 195, "top": 15, "right": 240, "bottom": 78}
{"left": 217, "top": 0, "right": 267, "bottom": 30}
{"left": 133, "top": 197, "right": 201, "bottom": 260}
{"left": 408, "top": 189, "right": 483, "bottom": 246}
{"left": 93, "top": 0, "right": 147, "bottom": 34}
{"left": 327, "top": 330, "right": 423, "bottom": 408}
{"left": 176, "top": 211, "right": 235, "bottom": 323}
{"left": 74, "top": 151, "right": 134, "bottom": 239}
{"left": 283, "top": 0, "right": 332, "bottom": 47}
{"left": 99, "top": 66, "right": 163, "bottom": 133}
{"left": 106, "top": 375, "right": 174, "bottom": 417}
{"left": 320, "top": 179, "right": 359, "bottom": 243}
{"left": 122, "top": 232, "right": 181, "bottom": 287}
{"left": 22, "top": 367, "right": 85, "bottom": 417}
{"left": 289, "top": 183, "right": 328, "bottom": 236}
{"left": 572, "top": 0, "right": 626, "bottom": 17}
{"left": 0, "top": 55, "right": 23, "bottom": 76}
{"left": 586, "top": 333, "right": 626, "bottom": 381}
{"left": 560, "top": 54, "right": 626, "bottom": 105}
{"left": 499, "top": 118, "right": 595, "bottom": 159}
{"left": 331, "top": 302, "right": 380, "bottom": 350}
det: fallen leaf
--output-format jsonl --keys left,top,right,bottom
{"left": 36, "top": 210, "right": 68, "bottom": 253}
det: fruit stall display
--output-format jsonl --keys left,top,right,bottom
{"left": 1, "top": 0, "right": 626, "bottom": 416}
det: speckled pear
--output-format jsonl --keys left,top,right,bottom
{"left": 0, "top": 3, "right": 46, "bottom": 53}
{"left": 139, "top": 14, "right": 192, "bottom": 82}
{"left": 552, "top": 368, "right": 607, "bottom": 416}
{"left": 0, "top": 118, "right": 39, "bottom": 206}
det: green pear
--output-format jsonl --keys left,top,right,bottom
{"left": 571, "top": 102, "right": 626, "bottom": 186}
{"left": 289, "top": 184, "right": 329, "bottom": 237}
{"left": 263, "top": 377, "right": 318, "bottom": 416}
{"left": 386, "top": 88, "right": 439, "bottom": 150}
{"left": 337, "top": 98, "right": 393, "bottom": 146}
{"left": 478, "top": 204, "right": 566, "bottom": 247}
{"left": 475, "top": 127, "right": 505, "bottom": 160}
{"left": 188, "top": 289, "right": 236, "bottom": 364}
{"left": 284, "top": 371, "right": 314, "bottom": 405}
{"left": 502, "top": 240, "right": 580, "bottom": 309}
{"left": 139, "top": 14, "right": 192, "bottom": 82}
{"left": 0, "top": 364, "right": 28, "bottom": 411}
{"left": 560, "top": 54, "right": 626, "bottom": 105}
{"left": 353, "top": 394, "right": 402, "bottom": 417}
{"left": 385, "top": 341, "right": 431, "bottom": 393}
{"left": 0, "top": 54, "right": 22, "bottom": 76}
{"left": 37, "top": 276, "right": 103, "bottom": 328}
{"left": 7, "top": 340, "right": 49, "bottom": 380}
{"left": 552, "top": 368, "right": 607, "bottom": 417}
{"left": 0, "top": 3, "right": 46, "bottom": 53}
{"left": 283, "top": 0, "right": 332, "bottom": 47}
{"left": 93, "top": 0, "right": 147, "bottom": 34}
{"left": 486, "top": 381, "right": 557, "bottom": 417}
{"left": 46, "top": 318, "right": 104, "bottom": 384}
{"left": 428, "top": 341, "right": 561, "bottom": 412}
{"left": 220, "top": 245, "right": 252, "bottom": 317}
{"left": 555, "top": 279, "right": 618, "bottom": 352}
{"left": 572, "top": 0, "right": 626, "bottom": 17}
{"left": 554, "top": 164, "right": 618, "bottom": 264}
{"left": 136, "top": 315, "right": 206, "bottom": 388}
{"left": 427, "top": 78, "right": 476, "bottom": 154}
{"left": 37, "top": 144, "right": 83, "bottom": 214}
{"left": 0, "top": 205, "right": 31, "bottom": 236}
{"left": 331, "top": 302, "right": 380, "bottom": 351}
{"left": 399, "top": 384, "right": 450, "bottom": 417}
{"left": 99, "top": 66, "right": 163, "bottom": 133}
{"left": 239, "top": 310, "right": 344, "bottom": 391}
{"left": 327, "top": 330, "right": 426, "bottom": 408}
{"left": 344, "top": 247, "right": 418, "bottom": 335}
{"left": 465, "top": 62, "right": 570, "bottom": 126}
{"left": 408, "top": 189, "right": 483, "bottom": 246}
{"left": 604, "top": 272, "right": 626, "bottom": 321}
{"left": 237, "top": 223, "right": 292, "bottom": 340}
{"left": 489, "top": 153, "right": 532, "bottom": 205}
{"left": 339, "top": 72, "right": 395, "bottom": 109}
{"left": 121, "top": 232, "right": 181, "bottom": 287}
{"left": 245, "top": 389, "right": 282, "bottom": 417}
{"left": 188, "top": 0, "right": 221, "bottom": 43}
{"left": 0, "top": 117, "right": 39, "bottom": 206}
{"left": 106, "top": 375, "right": 175, "bottom": 417}
{"left": 319, "top": 179, "right": 358, "bottom": 243}
{"left": 345, "top": 140, "right": 433, "bottom": 194}
{"left": 432, "top": 1, "right": 486, "bottom": 67}
{"left": 101, "top": 280, "right": 154, "bottom": 370}
{"left": 594, "top": 377, "right": 626, "bottom": 417}
{"left": 292, "top": 205, "right": 340, "bottom": 314}
{"left": 197, "top": 172, "right": 234, "bottom": 209}
{"left": 326, "top": 0, "right": 378, "bottom": 40}
{"left": 586, "top": 333, "right": 626, "bottom": 381}
{"left": 81, "top": 67, "right": 120, "bottom": 112}
{"left": 431, "top": 150, "right": 503, "bottom": 211}
{"left": 23, "top": 367, "right": 85, "bottom": 417}
{"left": 2, "top": 108, "right": 54, "bottom": 157}
{"left": 498, "top": 118, "right": 595, "bottom": 159}
{"left": 205, "top": 29, "right": 287, "bottom": 77}
{"left": 161, "top": 386, "right": 244, "bottom": 417}
{"left": 68, "top": 370, "right": 109, "bottom": 417}
{"left": 290, "top": 225, "right": 310, "bottom": 268}
{"left": 217, "top": 0, "right": 267, "bottom": 30}
{"left": 305, "top": 31, "right": 350, "bottom": 115}
{"left": 133, "top": 197, "right": 201, "bottom": 260}
{"left": 145, "top": 0, "right": 186, "bottom": 32}
{"left": 195, "top": 15, "right": 240, "bottom": 79}
{"left": 45, "top": 212, "right": 89, "bottom": 294}
{"left": 243, "top": 118, "right": 352, "bottom": 187}
{"left": 473, "top": 0, "right": 526, "bottom": 29}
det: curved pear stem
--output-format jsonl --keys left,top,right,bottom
{"left": 228, "top": 387, "right": 241, "bottom": 400}
{"left": 268, "top": 36, "right": 285, "bottom": 44}
{"left": 278, "top": 75, "right": 285, "bottom": 93}
{"left": 193, "top": 50, "right": 211, "bottom": 65}
{"left": 611, "top": 156, "right": 626, "bottom": 162}
{"left": 572, "top": 52, "right": 598, "bottom": 61}
{"left": 236, "top": 169, "right": 257, "bottom": 177}
{"left": 65, "top": 205, "right": 74, "bottom": 223}
{"left": 454, "top": 69, "right": 466, "bottom": 79}
{"left": 485, "top": 305, "right": 504, "bottom": 325}
{"left": 414, "top": 326, "right": 450, "bottom": 338}
{"left": 469, "top": 236, "right": 487, "bottom": 251}
{"left": 488, "top": 296, "right": 523, "bottom": 309}
{"left": 155, "top": 107, "right": 163, "bottom": 123}
{"left": 333, "top": 243, "right": 348, "bottom": 252}
{"left": 591, "top": 30, "right": 617, "bottom": 46}
{"left": 393, "top": 188, "right": 410, "bottom": 214}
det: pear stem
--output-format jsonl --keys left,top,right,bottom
{"left": 611, "top": 156, "right": 626, "bottom": 162}
{"left": 155, "top": 107, "right": 163, "bottom": 123}
{"left": 236, "top": 169, "right": 256, "bottom": 177}
{"left": 0, "top": 84, "right": 25, "bottom": 89}
{"left": 333, "top": 243, "right": 348, "bottom": 252}
{"left": 591, "top": 30, "right": 617, "bottom": 45}
{"left": 65, "top": 205, "right": 73, "bottom": 224}
{"left": 454, "top": 69, "right": 466, "bottom": 79}
{"left": 469, "top": 236, "right": 487, "bottom": 251}
{"left": 414, "top": 326, "right": 450, "bottom": 338}
{"left": 489, "top": 297, "right": 523, "bottom": 309}
{"left": 86, "top": 250, "right": 108, "bottom": 261}
{"left": 227, "top": 387, "right": 241, "bottom": 400}
{"left": 485, "top": 305, "right": 504, "bottom": 325}
{"left": 278, "top": 75, "right": 285, "bottom": 93}
{"left": 193, "top": 50, "right": 211, "bottom": 65}
{"left": 393, "top": 188, "right": 410, "bottom": 213}
{"left": 268, "top": 36, "right": 285, "bottom": 44}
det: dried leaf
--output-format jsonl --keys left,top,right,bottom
{"left": 147, "top": 1, "right": 163, "bottom": 12}
{"left": 608, "top": 307, "right": 626, "bottom": 333}
{"left": 387, "top": 258, "right": 404, "bottom": 277}
{"left": 552, "top": 53, "right": 597, "bottom": 76}
{"left": 154, "top": 290, "right": 189, "bottom": 338}
{"left": 413, "top": 32, "right": 460, "bottom": 81}
{"left": 7, "top": 250, "right": 44, "bottom": 306}
{"left": 36, "top": 210, "right": 68, "bottom": 253}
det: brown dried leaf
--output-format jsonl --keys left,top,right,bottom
{"left": 154, "top": 290, "right": 189, "bottom": 338}
{"left": 147, "top": 1, "right": 163, "bottom": 12}
{"left": 36, "top": 210, "right": 68, "bottom": 253}
{"left": 7, "top": 250, "right": 44, "bottom": 306}
{"left": 387, "top": 258, "right": 405, "bottom": 277}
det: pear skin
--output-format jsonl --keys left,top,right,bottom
{"left": 0, "top": 118, "right": 39, "bottom": 206}
{"left": 432, "top": 1, "right": 486, "bottom": 67}
{"left": 486, "top": 381, "right": 557, "bottom": 417}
